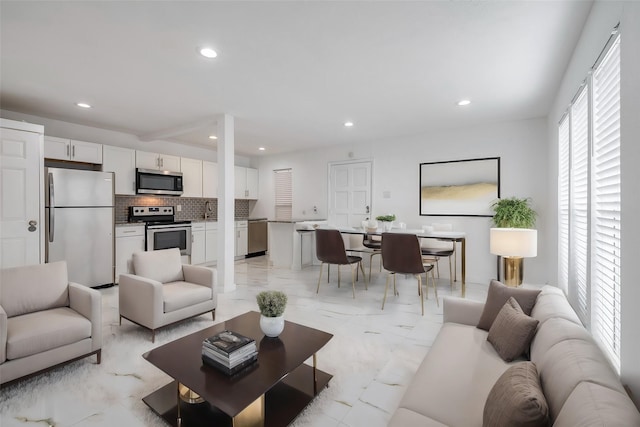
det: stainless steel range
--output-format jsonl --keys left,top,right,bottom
{"left": 129, "top": 206, "right": 191, "bottom": 256}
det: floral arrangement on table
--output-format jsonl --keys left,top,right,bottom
{"left": 256, "top": 290, "right": 288, "bottom": 318}
{"left": 375, "top": 214, "right": 396, "bottom": 222}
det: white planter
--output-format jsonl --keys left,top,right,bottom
{"left": 382, "top": 221, "right": 393, "bottom": 231}
{"left": 260, "top": 314, "right": 285, "bottom": 337}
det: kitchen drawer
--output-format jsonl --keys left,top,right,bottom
{"left": 115, "top": 225, "right": 145, "bottom": 237}
{"left": 191, "top": 222, "right": 206, "bottom": 232}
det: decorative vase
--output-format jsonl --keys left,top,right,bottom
{"left": 382, "top": 221, "right": 393, "bottom": 231}
{"left": 260, "top": 314, "right": 285, "bottom": 337}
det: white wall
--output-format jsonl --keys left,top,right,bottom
{"left": 254, "top": 117, "right": 549, "bottom": 285}
{"left": 546, "top": 0, "right": 640, "bottom": 404}
{"left": 0, "top": 109, "right": 253, "bottom": 166}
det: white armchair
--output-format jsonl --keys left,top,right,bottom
{"left": 118, "top": 248, "right": 217, "bottom": 342}
{"left": 0, "top": 261, "right": 102, "bottom": 385}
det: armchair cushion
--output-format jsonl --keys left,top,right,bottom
{"left": 132, "top": 248, "right": 184, "bottom": 284}
{"left": 0, "top": 261, "right": 69, "bottom": 318}
{"left": 163, "top": 281, "right": 213, "bottom": 313}
{"left": 6, "top": 307, "right": 91, "bottom": 360}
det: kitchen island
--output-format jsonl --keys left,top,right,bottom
{"left": 268, "top": 219, "right": 327, "bottom": 270}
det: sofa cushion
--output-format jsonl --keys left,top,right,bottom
{"left": 529, "top": 317, "right": 593, "bottom": 365}
{"left": 530, "top": 286, "right": 582, "bottom": 327}
{"left": 487, "top": 297, "right": 539, "bottom": 362}
{"left": 163, "top": 281, "right": 212, "bottom": 313}
{"left": 396, "top": 322, "right": 520, "bottom": 427}
{"left": 477, "top": 280, "right": 541, "bottom": 331}
{"left": 483, "top": 361, "right": 550, "bottom": 427}
{"left": 553, "top": 382, "right": 640, "bottom": 427}
{"left": 6, "top": 307, "right": 92, "bottom": 359}
{"left": 133, "top": 248, "right": 184, "bottom": 284}
{"left": 388, "top": 408, "right": 449, "bottom": 426}
{"left": 535, "top": 337, "right": 626, "bottom": 420}
{"left": 0, "top": 261, "right": 69, "bottom": 318}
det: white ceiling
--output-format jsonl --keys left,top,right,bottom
{"left": 0, "top": 1, "right": 593, "bottom": 156}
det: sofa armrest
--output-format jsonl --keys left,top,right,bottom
{"left": 119, "top": 274, "right": 164, "bottom": 327}
{"left": 182, "top": 265, "right": 216, "bottom": 291}
{"left": 443, "top": 297, "right": 485, "bottom": 326}
{"left": 0, "top": 305, "right": 6, "bottom": 364}
{"left": 69, "top": 282, "right": 102, "bottom": 352}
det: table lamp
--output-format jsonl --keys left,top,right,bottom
{"left": 490, "top": 228, "right": 537, "bottom": 286}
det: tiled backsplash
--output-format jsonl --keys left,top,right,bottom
{"left": 115, "top": 196, "right": 250, "bottom": 222}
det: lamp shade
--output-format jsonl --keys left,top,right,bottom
{"left": 490, "top": 228, "right": 537, "bottom": 258}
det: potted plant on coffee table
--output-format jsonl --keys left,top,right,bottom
{"left": 256, "top": 290, "right": 288, "bottom": 338}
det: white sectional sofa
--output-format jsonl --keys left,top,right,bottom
{"left": 388, "top": 285, "right": 640, "bottom": 426}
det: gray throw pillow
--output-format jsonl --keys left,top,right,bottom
{"left": 477, "top": 280, "right": 541, "bottom": 331}
{"left": 487, "top": 297, "right": 539, "bottom": 362}
{"left": 482, "top": 362, "right": 549, "bottom": 427}
{"left": 483, "top": 361, "right": 550, "bottom": 427}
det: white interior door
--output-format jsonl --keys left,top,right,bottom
{"left": 329, "top": 161, "right": 372, "bottom": 227}
{"left": 0, "top": 126, "right": 43, "bottom": 268}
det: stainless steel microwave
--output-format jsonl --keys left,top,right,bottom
{"left": 136, "top": 168, "right": 183, "bottom": 196}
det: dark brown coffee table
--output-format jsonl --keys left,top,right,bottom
{"left": 142, "top": 311, "right": 333, "bottom": 427}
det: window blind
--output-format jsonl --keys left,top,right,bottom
{"left": 569, "top": 86, "right": 590, "bottom": 324}
{"left": 558, "top": 116, "right": 570, "bottom": 295}
{"left": 591, "top": 35, "right": 621, "bottom": 372}
{"left": 274, "top": 169, "right": 292, "bottom": 221}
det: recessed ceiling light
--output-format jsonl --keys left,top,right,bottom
{"left": 457, "top": 99, "right": 471, "bottom": 106}
{"left": 199, "top": 47, "right": 217, "bottom": 58}
{"left": 76, "top": 102, "right": 91, "bottom": 108}
{"left": 344, "top": 121, "right": 354, "bottom": 127}
{"left": 258, "top": 147, "right": 265, "bottom": 151}
{"left": 208, "top": 135, "right": 217, "bottom": 140}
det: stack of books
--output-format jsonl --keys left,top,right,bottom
{"left": 202, "top": 330, "right": 258, "bottom": 375}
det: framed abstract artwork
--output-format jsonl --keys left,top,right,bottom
{"left": 419, "top": 157, "right": 500, "bottom": 216}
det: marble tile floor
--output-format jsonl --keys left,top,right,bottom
{"left": 0, "top": 256, "right": 490, "bottom": 427}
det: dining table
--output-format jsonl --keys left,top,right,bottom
{"left": 329, "top": 226, "right": 467, "bottom": 297}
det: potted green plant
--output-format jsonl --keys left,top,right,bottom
{"left": 490, "top": 197, "right": 536, "bottom": 228}
{"left": 256, "top": 290, "right": 288, "bottom": 337}
{"left": 375, "top": 214, "right": 396, "bottom": 231}
{"left": 490, "top": 197, "right": 537, "bottom": 287}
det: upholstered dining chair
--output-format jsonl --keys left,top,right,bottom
{"left": 119, "top": 247, "right": 217, "bottom": 342}
{"left": 421, "top": 223, "right": 455, "bottom": 286}
{"left": 315, "top": 228, "right": 367, "bottom": 298}
{"left": 381, "top": 232, "right": 438, "bottom": 315}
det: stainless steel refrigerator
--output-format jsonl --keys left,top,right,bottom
{"left": 45, "top": 168, "right": 114, "bottom": 287}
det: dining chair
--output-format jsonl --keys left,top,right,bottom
{"left": 421, "top": 223, "right": 455, "bottom": 286}
{"left": 362, "top": 232, "right": 382, "bottom": 280}
{"left": 315, "top": 228, "right": 367, "bottom": 298}
{"left": 381, "top": 232, "right": 438, "bottom": 315}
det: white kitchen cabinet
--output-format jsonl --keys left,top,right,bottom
{"left": 202, "top": 161, "right": 218, "bottom": 198}
{"left": 136, "top": 150, "right": 181, "bottom": 171}
{"left": 190, "top": 222, "right": 206, "bottom": 265}
{"left": 181, "top": 157, "right": 203, "bottom": 198}
{"left": 205, "top": 222, "right": 218, "bottom": 263}
{"left": 102, "top": 146, "right": 136, "bottom": 195}
{"left": 235, "top": 220, "right": 248, "bottom": 257}
{"left": 234, "top": 166, "right": 259, "bottom": 200}
{"left": 246, "top": 167, "right": 258, "bottom": 199}
{"left": 115, "top": 225, "right": 145, "bottom": 283}
{"left": 44, "top": 136, "right": 103, "bottom": 164}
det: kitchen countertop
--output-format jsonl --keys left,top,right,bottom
{"left": 268, "top": 219, "right": 327, "bottom": 224}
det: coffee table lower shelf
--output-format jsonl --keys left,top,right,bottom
{"left": 142, "top": 364, "right": 333, "bottom": 427}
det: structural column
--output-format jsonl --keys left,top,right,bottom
{"left": 217, "top": 114, "right": 236, "bottom": 292}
